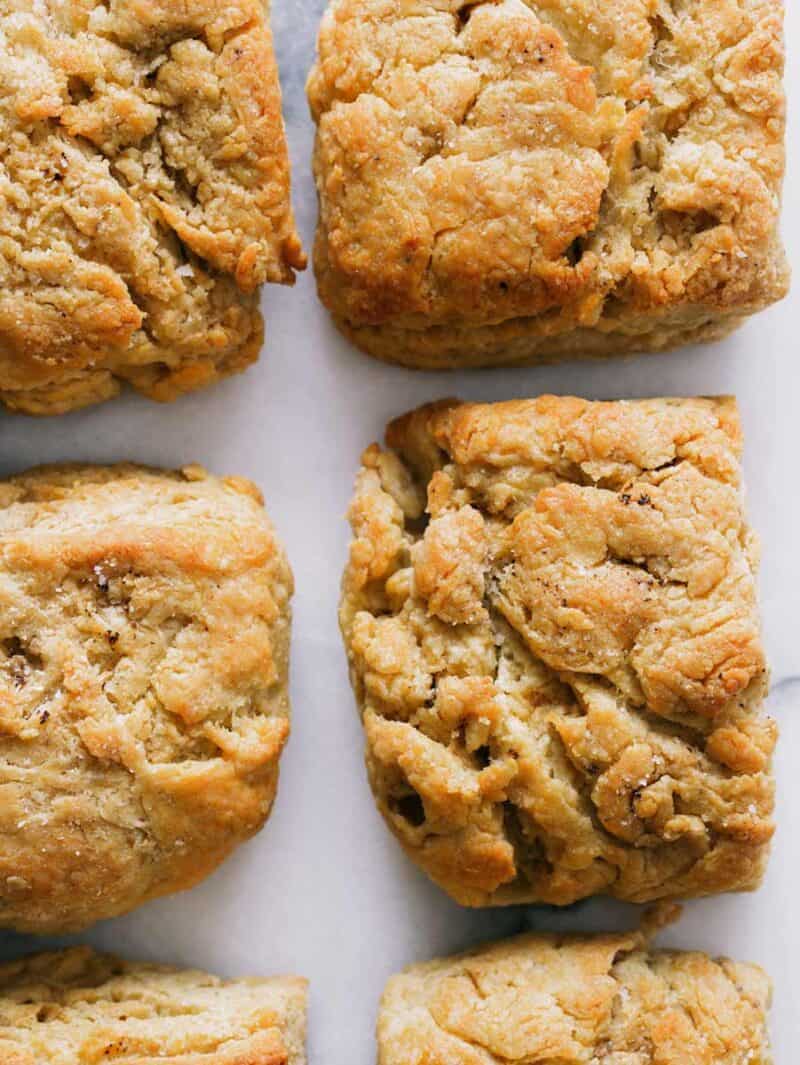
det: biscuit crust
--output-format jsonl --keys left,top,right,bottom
{"left": 309, "top": 0, "right": 788, "bottom": 368}
{"left": 340, "top": 396, "right": 774, "bottom": 906}
{"left": 0, "top": 947, "right": 307, "bottom": 1065}
{"left": 0, "top": 0, "right": 305, "bottom": 415}
{"left": 0, "top": 464, "right": 293, "bottom": 932}
{"left": 379, "top": 924, "right": 772, "bottom": 1065}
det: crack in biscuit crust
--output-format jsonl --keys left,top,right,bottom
{"left": 0, "top": 464, "right": 293, "bottom": 933}
{"left": 378, "top": 925, "right": 773, "bottom": 1064}
{"left": 309, "top": 0, "right": 788, "bottom": 368}
{"left": 340, "top": 396, "right": 775, "bottom": 906}
{"left": 0, "top": 947, "right": 308, "bottom": 1065}
{"left": 0, "top": 0, "right": 305, "bottom": 414}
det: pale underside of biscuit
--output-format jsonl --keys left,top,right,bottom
{"left": 340, "top": 396, "right": 775, "bottom": 906}
{"left": 0, "top": 947, "right": 308, "bottom": 1065}
{"left": 378, "top": 921, "right": 772, "bottom": 1065}
{"left": 0, "top": 464, "right": 293, "bottom": 933}
{"left": 309, "top": 0, "right": 789, "bottom": 368}
{"left": 0, "top": 0, "right": 305, "bottom": 415}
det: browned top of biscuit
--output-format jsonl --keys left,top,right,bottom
{"left": 0, "top": 947, "right": 307, "bottom": 1065}
{"left": 0, "top": 464, "right": 293, "bottom": 933}
{"left": 341, "top": 396, "right": 774, "bottom": 907}
{"left": 310, "top": 0, "right": 787, "bottom": 335}
{"left": 0, "top": 0, "right": 304, "bottom": 413}
{"left": 379, "top": 922, "right": 772, "bottom": 1064}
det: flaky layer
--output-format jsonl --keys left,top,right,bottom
{"left": 0, "top": 464, "right": 293, "bottom": 932}
{"left": 340, "top": 396, "right": 774, "bottom": 906}
{"left": 379, "top": 925, "right": 772, "bottom": 1065}
{"left": 0, "top": 0, "right": 305, "bottom": 414}
{"left": 0, "top": 948, "right": 307, "bottom": 1065}
{"left": 309, "top": 0, "right": 788, "bottom": 367}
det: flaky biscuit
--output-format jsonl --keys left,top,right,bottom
{"left": 309, "top": 0, "right": 788, "bottom": 368}
{"left": 340, "top": 396, "right": 774, "bottom": 906}
{"left": 379, "top": 919, "right": 772, "bottom": 1064}
{"left": 0, "top": 464, "right": 293, "bottom": 932}
{"left": 0, "top": 947, "right": 307, "bottom": 1065}
{"left": 0, "top": 0, "right": 305, "bottom": 415}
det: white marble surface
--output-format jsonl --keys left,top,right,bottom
{"left": 0, "top": 1, "right": 798, "bottom": 1059}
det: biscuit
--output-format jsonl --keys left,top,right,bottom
{"left": 378, "top": 919, "right": 772, "bottom": 1065}
{"left": 0, "top": 0, "right": 305, "bottom": 415}
{"left": 0, "top": 947, "right": 307, "bottom": 1065}
{"left": 308, "top": 0, "right": 788, "bottom": 369}
{"left": 340, "top": 396, "right": 774, "bottom": 906}
{"left": 0, "top": 464, "right": 293, "bottom": 932}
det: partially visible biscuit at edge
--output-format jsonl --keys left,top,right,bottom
{"left": 0, "top": 463, "right": 293, "bottom": 933}
{"left": 309, "top": 0, "right": 788, "bottom": 368}
{"left": 340, "top": 395, "right": 775, "bottom": 907}
{"left": 0, "top": 947, "right": 308, "bottom": 1065}
{"left": 0, "top": 0, "right": 305, "bottom": 415}
{"left": 378, "top": 923, "right": 772, "bottom": 1065}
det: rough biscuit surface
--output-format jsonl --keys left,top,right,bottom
{"left": 0, "top": 0, "right": 305, "bottom": 415}
{"left": 379, "top": 921, "right": 772, "bottom": 1065}
{"left": 340, "top": 396, "right": 775, "bottom": 906}
{"left": 309, "top": 0, "right": 788, "bottom": 368}
{"left": 0, "top": 464, "right": 293, "bottom": 932}
{"left": 0, "top": 947, "right": 307, "bottom": 1065}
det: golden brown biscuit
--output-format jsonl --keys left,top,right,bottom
{"left": 0, "top": 947, "right": 307, "bottom": 1065}
{"left": 0, "top": 464, "right": 293, "bottom": 932}
{"left": 0, "top": 0, "right": 305, "bottom": 415}
{"left": 340, "top": 396, "right": 774, "bottom": 906}
{"left": 308, "top": 0, "right": 788, "bottom": 369}
{"left": 378, "top": 918, "right": 772, "bottom": 1065}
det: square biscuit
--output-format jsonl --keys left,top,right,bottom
{"left": 0, "top": 947, "right": 308, "bottom": 1065}
{"left": 0, "top": 464, "right": 293, "bottom": 934}
{"left": 379, "top": 923, "right": 772, "bottom": 1065}
{"left": 340, "top": 396, "right": 775, "bottom": 906}
{"left": 309, "top": 0, "right": 788, "bottom": 368}
{"left": 0, "top": 0, "right": 305, "bottom": 415}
